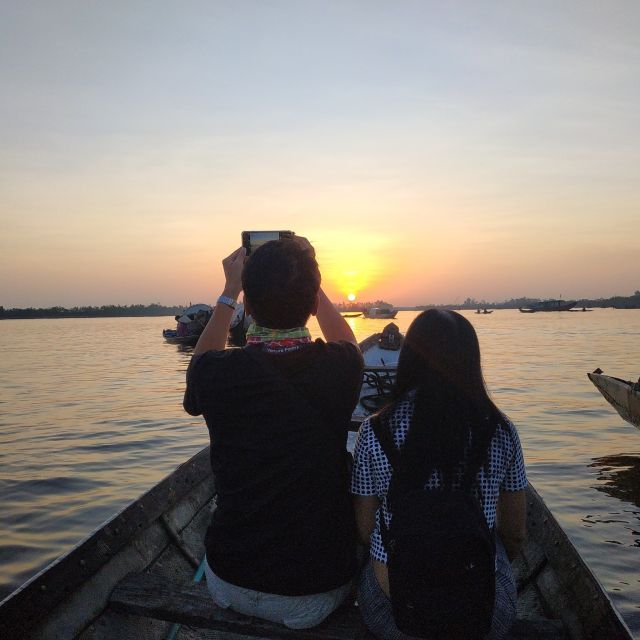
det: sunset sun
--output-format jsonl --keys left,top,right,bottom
{"left": 347, "top": 293, "right": 356, "bottom": 302}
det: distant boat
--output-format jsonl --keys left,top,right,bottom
{"left": 519, "top": 300, "right": 576, "bottom": 313}
{"left": 360, "top": 323, "right": 403, "bottom": 365}
{"left": 340, "top": 312, "right": 362, "bottom": 318}
{"left": 163, "top": 303, "right": 212, "bottom": 345}
{"left": 362, "top": 307, "right": 398, "bottom": 319}
{"left": 162, "top": 330, "right": 200, "bottom": 346}
{"left": 475, "top": 309, "right": 493, "bottom": 314}
{"left": 162, "top": 304, "right": 247, "bottom": 347}
{"left": 355, "top": 323, "right": 403, "bottom": 419}
{"left": 588, "top": 369, "right": 640, "bottom": 430}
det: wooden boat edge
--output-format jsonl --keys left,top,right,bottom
{"left": 524, "top": 483, "right": 632, "bottom": 639}
{"left": 587, "top": 372, "right": 640, "bottom": 429}
{"left": 0, "top": 447, "right": 213, "bottom": 638}
{"left": 0, "top": 419, "right": 635, "bottom": 638}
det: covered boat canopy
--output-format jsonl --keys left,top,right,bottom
{"left": 183, "top": 303, "right": 212, "bottom": 315}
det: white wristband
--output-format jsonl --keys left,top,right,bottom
{"left": 217, "top": 295, "right": 238, "bottom": 310}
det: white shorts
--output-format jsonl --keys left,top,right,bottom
{"left": 204, "top": 559, "right": 352, "bottom": 629}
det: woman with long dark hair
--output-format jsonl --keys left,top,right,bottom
{"left": 351, "top": 310, "right": 527, "bottom": 640}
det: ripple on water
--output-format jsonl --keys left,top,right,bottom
{"left": 1, "top": 475, "right": 102, "bottom": 498}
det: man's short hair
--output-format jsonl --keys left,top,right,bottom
{"left": 242, "top": 239, "right": 321, "bottom": 329}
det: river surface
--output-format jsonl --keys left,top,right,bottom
{"left": 1, "top": 310, "right": 639, "bottom": 634}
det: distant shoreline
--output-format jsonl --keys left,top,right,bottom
{"left": 336, "top": 293, "right": 640, "bottom": 314}
{"left": 0, "top": 304, "right": 183, "bottom": 320}
{"left": 0, "top": 313, "right": 180, "bottom": 320}
{"left": 2, "top": 294, "right": 639, "bottom": 320}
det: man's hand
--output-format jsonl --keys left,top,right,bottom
{"left": 222, "top": 247, "right": 246, "bottom": 299}
{"left": 193, "top": 246, "right": 246, "bottom": 356}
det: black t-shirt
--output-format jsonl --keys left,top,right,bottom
{"left": 184, "top": 339, "right": 364, "bottom": 595}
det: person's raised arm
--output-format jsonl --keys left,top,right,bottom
{"left": 496, "top": 490, "right": 527, "bottom": 561}
{"left": 353, "top": 494, "right": 379, "bottom": 547}
{"left": 316, "top": 288, "right": 358, "bottom": 345}
{"left": 193, "top": 247, "right": 246, "bottom": 357}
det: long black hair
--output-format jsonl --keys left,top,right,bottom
{"left": 375, "top": 309, "right": 507, "bottom": 490}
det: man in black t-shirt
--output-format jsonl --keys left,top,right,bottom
{"left": 184, "top": 236, "right": 363, "bottom": 629}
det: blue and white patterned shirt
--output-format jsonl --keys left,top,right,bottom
{"left": 350, "top": 396, "right": 528, "bottom": 564}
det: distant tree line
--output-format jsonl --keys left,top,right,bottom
{"left": 0, "top": 303, "right": 184, "bottom": 319}
{"left": 416, "top": 291, "right": 640, "bottom": 311}
{"left": 3, "top": 291, "right": 639, "bottom": 319}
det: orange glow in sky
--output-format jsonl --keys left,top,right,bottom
{"left": 304, "top": 228, "right": 409, "bottom": 304}
{"left": 1, "top": 4, "right": 639, "bottom": 308}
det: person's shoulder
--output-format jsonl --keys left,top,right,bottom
{"left": 189, "top": 348, "right": 246, "bottom": 376}
{"left": 200, "top": 347, "right": 246, "bottom": 362}
{"left": 315, "top": 338, "right": 363, "bottom": 362}
{"left": 355, "top": 416, "right": 375, "bottom": 449}
{"left": 502, "top": 415, "right": 520, "bottom": 438}
{"left": 493, "top": 414, "right": 523, "bottom": 450}
{"left": 325, "top": 341, "right": 364, "bottom": 381}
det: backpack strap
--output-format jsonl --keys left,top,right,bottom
{"left": 370, "top": 413, "right": 402, "bottom": 550}
{"left": 370, "top": 413, "right": 400, "bottom": 471}
{"left": 370, "top": 412, "right": 430, "bottom": 491}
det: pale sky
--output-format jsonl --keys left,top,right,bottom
{"left": 1, "top": 1, "right": 638, "bottom": 307}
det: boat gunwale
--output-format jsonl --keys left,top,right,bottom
{"left": 587, "top": 371, "right": 640, "bottom": 429}
{"left": 0, "top": 450, "right": 634, "bottom": 639}
{"left": 0, "top": 446, "right": 212, "bottom": 638}
{"left": 524, "top": 484, "right": 633, "bottom": 639}
{"left": 588, "top": 372, "right": 636, "bottom": 388}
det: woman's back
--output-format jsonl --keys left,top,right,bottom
{"left": 351, "top": 393, "right": 527, "bottom": 565}
{"left": 351, "top": 309, "right": 528, "bottom": 640}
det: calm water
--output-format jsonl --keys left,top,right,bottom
{"left": 1, "top": 311, "right": 639, "bottom": 634}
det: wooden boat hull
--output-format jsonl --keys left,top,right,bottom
{"left": 163, "top": 331, "right": 200, "bottom": 346}
{"left": 353, "top": 327, "right": 402, "bottom": 421}
{"left": 519, "top": 300, "right": 576, "bottom": 313}
{"left": 588, "top": 371, "right": 640, "bottom": 429}
{"left": 362, "top": 310, "right": 398, "bottom": 319}
{"left": 0, "top": 447, "right": 215, "bottom": 639}
{"left": 0, "top": 444, "right": 632, "bottom": 639}
{"left": 0, "top": 443, "right": 632, "bottom": 639}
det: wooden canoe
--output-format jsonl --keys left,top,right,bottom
{"left": 519, "top": 300, "right": 577, "bottom": 313}
{"left": 162, "top": 331, "right": 200, "bottom": 346}
{"left": 0, "top": 334, "right": 634, "bottom": 640}
{"left": 0, "top": 445, "right": 632, "bottom": 640}
{"left": 588, "top": 370, "right": 640, "bottom": 430}
{"left": 362, "top": 308, "right": 398, "bottom": 320}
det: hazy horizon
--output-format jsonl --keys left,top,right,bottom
{"left": 2, "top": 289, "right": 639, "bottom": 312}
{"left": 1, "top": 2, "right": 639, "bottom": 308}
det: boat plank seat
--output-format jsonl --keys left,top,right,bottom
{"left": 110, "top": 572, "right": 370, "bottom": 639}
{"left": 110, "top": 572, "right": 566, "bottom": 640}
